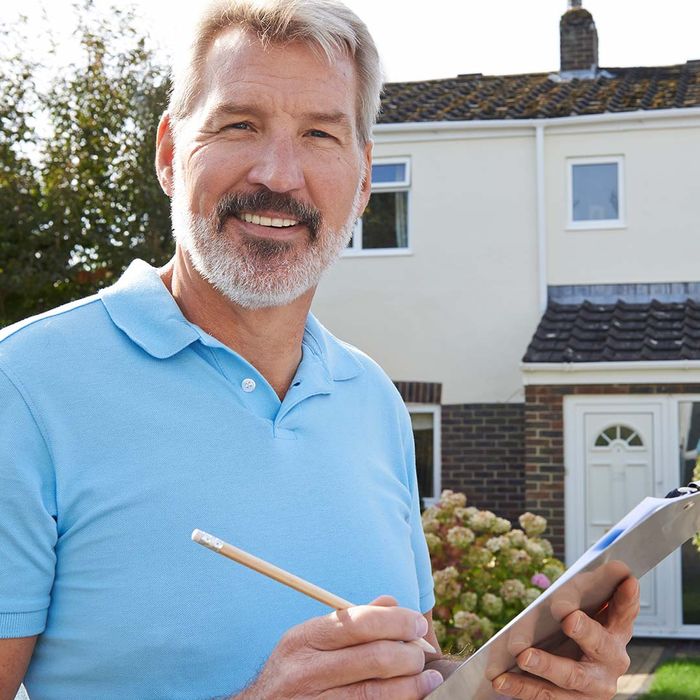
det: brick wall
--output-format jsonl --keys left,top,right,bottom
{"left": 560, "top": 8, "right": 598, "bottom": 72}
{"left": 525, "top": 383, "right": 700, "bottom": 559}
{"left": 441, "top": 403, "right": 525, "bottom": 524}
{"left": 394, "top": 381, "right": 442, "bottom": 405}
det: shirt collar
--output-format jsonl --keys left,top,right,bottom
{"left": 302, "top": 313, "right": 364, "bottom": 382}
{"left": 99, "top": 259, "right": 364, "bottom": 381}
{"left": 99, "top": 259, "right": 200, "bottom": 359}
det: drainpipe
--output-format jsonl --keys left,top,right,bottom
{"left": 536, "top": 124, "right": 548, "bottom": 313}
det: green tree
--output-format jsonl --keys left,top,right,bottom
{"left": 0, "top": 21, "right": 59, "bottom": 323}
{"left": 0, "top": 3, "right": 173, "bottom": 327}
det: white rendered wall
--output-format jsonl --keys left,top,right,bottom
{"left": 545, "top": 123, "right": 700, "bottom": 285}
{"left": 312, "top": 114, "right": 700, "bottom": 404}
{"left": 312, "top": 133, "right": 541, "bottom": 404}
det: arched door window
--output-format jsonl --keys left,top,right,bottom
{"left": 594, "top": 424, "right": 644, "bottom": 448}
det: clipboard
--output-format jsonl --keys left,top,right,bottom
{"left": 427, "top": 483, "right": 700, "bottom": 700}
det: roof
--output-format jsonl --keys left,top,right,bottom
{"left": 523, "top": 299, "right": 700, "bottom": 363}
{"left": 378, "top": 63, "right": 700, "bottom": 123}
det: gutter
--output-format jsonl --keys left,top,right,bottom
{"left": 535, "top": 124, "right": 547, "bottom": 314}
{"left": 522, "top": 360, "right": 700, "bottom": 372}
{"left": 521, "top": 360, "right": 700, "bottom": 386}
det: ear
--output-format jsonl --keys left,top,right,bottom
{"left": 357, "top": 140, "right": 374, "bottom": 215}
{"left": 155, "top": 111, "right": 175, "bottom": 197}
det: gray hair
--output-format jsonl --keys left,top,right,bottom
{"left": 167, "top": 0, "right": 383, "bottom": 144}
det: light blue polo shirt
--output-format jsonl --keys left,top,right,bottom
{"left": 0, "top": 260, "right": 434, "bottom": 699}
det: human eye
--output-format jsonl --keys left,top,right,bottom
{"left": 223, "top": 121, "right": 253, "bottom": 131}
{"left": 307, "top": 128, "right": 333, "bottom": 139}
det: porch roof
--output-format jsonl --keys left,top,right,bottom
{"left": 523, "top": 299, "right": 700, "bottom": 363}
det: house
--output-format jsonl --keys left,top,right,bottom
{"left": 311, "top": 0, "right": 700, "bottom": 637}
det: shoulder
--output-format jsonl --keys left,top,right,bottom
{"left": 0, "top": 295, "right": 106, "bottom": 370}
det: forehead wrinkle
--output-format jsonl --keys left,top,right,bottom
{"left": 193, "top": 27, "right": 360, "bottom": 140}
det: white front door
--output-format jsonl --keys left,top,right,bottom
{"left": 565, "top": 399, "right": 678, "bottom": 634}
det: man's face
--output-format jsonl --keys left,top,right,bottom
{"left": 165, "top": 28, "right": 372, "bottom": 309}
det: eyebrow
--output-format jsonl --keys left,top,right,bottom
{"left": 302, "top": 111, "right": 353, "bottom": 129}
{"left": 204, "top": 103, "right": 353, "bottom": 131}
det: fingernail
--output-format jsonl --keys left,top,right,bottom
{"left": 421, "top": 670, "right": 443, "bottom": 692}
{"left": 494, "top": 676, "right": 511, "bottom": 692}
{"left": 571, "top": 614, "right": 582, "bottom": 636}
{"left": 521, "top": 650, "right": 539, "bottom": 669}
{"left": 415, "top": 615, "right": 429, "bottom": 638}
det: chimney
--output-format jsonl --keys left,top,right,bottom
{"left": 560, "top": 1, "right": 598, "bottom": 73}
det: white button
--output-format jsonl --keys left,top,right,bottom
{"left": 241, "top": 378, "right": 256, "bottom": 393}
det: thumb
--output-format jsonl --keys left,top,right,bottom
{"left": 368, "top": 595, "right": 399, "bottom": 607}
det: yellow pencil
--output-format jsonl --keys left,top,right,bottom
{"left": 191, "top": 528, "right": 436, "bottom": 654}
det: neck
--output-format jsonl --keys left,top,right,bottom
{"left": 159, "top": 246, "right": 314, "bottom": 400}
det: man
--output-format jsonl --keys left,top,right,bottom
{"left": 0, "top": 1, "right": 638, "bottom": 698}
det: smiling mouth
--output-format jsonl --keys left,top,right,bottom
{"left": 237, "top": 212, "right": 300, "bottom": 228}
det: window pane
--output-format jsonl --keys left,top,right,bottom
{"left": 411, "top": 413, "right": 434, "bottom": 504}
{"left": 371, "top": 162, "right": 406, "bottom": 185}
{"left": 572, "top": 162, "right": 619, "bottom": 221}
{"left": 362, "top": 192, "right": 408, "bottom": 249}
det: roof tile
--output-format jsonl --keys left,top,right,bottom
{"left": 379, "top": 64, "right": 700, "bottom": 123}
{"left": 523, "top": 299, "right": 700, "bottom": 363}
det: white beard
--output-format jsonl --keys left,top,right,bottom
{"left": 170, "top": 169, "right": 365, "bottom": 310}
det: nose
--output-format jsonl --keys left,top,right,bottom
{"left": 246, "top": 134, "right": 305, "bottom": 193}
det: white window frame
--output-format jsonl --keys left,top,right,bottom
{"left": 566, "top": 155, "right": 626, "bottom": 230}
{"left": 344, "top": 156, "right": 412, "bottom": 257}
{"left": 407, "top": 403, "right": 441, "bottom": 507}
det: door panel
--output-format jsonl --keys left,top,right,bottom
{"left": 571, "top": 404, "right": 669, "bottom": 630}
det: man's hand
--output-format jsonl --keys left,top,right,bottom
{"left": 492, "top": 577, "right": 640, "bottom": 699}
{"left": 237, "top": 597, "right": 443, "bottom": 699}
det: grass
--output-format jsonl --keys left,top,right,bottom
{"left": 637, "top": 659, "right": 700, "bottom": 699}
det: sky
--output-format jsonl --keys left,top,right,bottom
{"left": 2, "top": 0, "right": 700, "bottom": 82}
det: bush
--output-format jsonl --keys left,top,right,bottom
{"left": 423, "top": 490, "right": 565, "bottom": 655}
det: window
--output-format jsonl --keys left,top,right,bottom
{"left": 593, "top": 424, "right": 644, "bottom": 448}
{"left": 408, "top": 405, "right": 441, "bottom": 507}
{"left": 567, "top": 156, "right": 625, "bottom": 229}
{"left": 347, "top": 158, "right": 410, "bottom": 254}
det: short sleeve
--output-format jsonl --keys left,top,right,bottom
{"left": 0, "top": 365, "right": 57, "bottom": 637}
{"left": 400, "top": 408, "right": 435, "bottom": 614}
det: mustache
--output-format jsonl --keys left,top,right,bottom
{"left": 215, "top": 190, "right": 322, "bottom": 239}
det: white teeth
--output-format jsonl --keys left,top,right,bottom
{"left": 240, "top": 213, "right": 298, "bottom": 228}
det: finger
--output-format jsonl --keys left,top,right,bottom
{"left": 370, "top": 595, "right": 400, "bottom": 608}
{"left": 493, "top": 670, "right": 617, "bottom": 700}
{"left": 298, "top": 604, "right": 430, "bottom": 651}
{"left": 325, "top": 669, "right": 444, "bottom": 700}
{"left": 493, "top": 672, "right": 563, "bottom": 700}
{"left": 513, "top": 648, "right": 600, "bottom": 694}
{"left": 310, "top": 638, "right": 426, "bottom": 686}
{"left": 561, "top": 609, "right": 631, "bottom": 677}
{"left": 603, "top": 577, "right": 640, "bottom": 638}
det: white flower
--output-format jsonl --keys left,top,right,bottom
{"left": 519, "top": 512, "right": 547, "bottom": 537}
{"left": 447, "top": 526, "right": 475, "bottom": 549}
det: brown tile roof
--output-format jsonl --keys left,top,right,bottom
{"left": 379, "top": 63, "right": 700, "bottom": 123}
{"left": 523, "top": 299, "right": 700, "bottom": 363}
